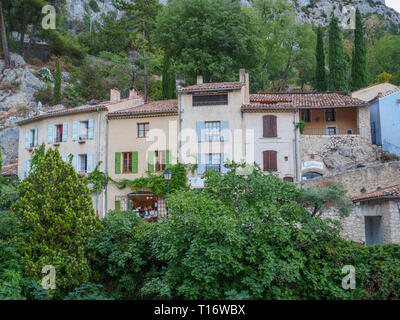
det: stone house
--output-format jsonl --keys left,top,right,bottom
{"left": 16, "top": 88, "right": 144, "bottom": 217}
{"left": 351, "top": 185, "right": 400, "bottom": 245}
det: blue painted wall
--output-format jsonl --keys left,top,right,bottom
{"left": 370, "top": 91, "right": 400, "bottom": 155}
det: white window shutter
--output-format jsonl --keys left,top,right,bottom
{"left": 88, "top": 119, "right": 94, "bottom": 140}
{"left": 72, "top": 121, "right": 79, "bottom": 141}
{"left": 197, "top": 153, "right": 205, "bottom": 174}
{"left": 72, "top": 155, "right": 78, "bottom": 171}
{"left": 221, "top": 153, "right": 229, "bottom": 174}
{"left": 220, "top": 121, "right": 230, "bottom": 141}
{"left": 25, "top": 130, "right": 30, "bottom": 148}
{"left": 62, "top": 123, "right": 68, "bottom": 142}
{"left": 87, "top": 154, "right": 93, "bottom": 173}
{"left": 47, "top": 125, "right": 53, "bottom": 144}
{"left": 34, "top": 128, "right": 38, "bottom": 147}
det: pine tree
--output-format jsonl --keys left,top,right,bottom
{"left": 53, "top": 60, "right": 62, "bottom": 105}
{"left": 351, "top": 8, "right": 367, "bottom": 91}
{"left": 315, "top": 26, "right": 327, "bottom": 91}
{"left": 11, "top": 146, "right": 101, "bottom": 297}
{"left": 162, "top": 56, "right": 176, "bottom": 99}
{"left": 328, "top": 15, "right": 348, "bottom": 91}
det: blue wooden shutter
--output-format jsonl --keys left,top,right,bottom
{"left": 61, "top": 155, "right": 67, "bottom": 162}
{"left": 221, "top": 153, "right": 229, "bottom": 174}
{"left": 72, "top": 155, "right": 78, "bottom": 171}
{"left": 72, "top": 121, "right": 79, "bottom": 141}
{"left": 220, "top": 121, "right": 229, "bottom": 141}
{"left": 196, "top": 121, "right": 205, "bottom": 142}
{"left": 47, "top": 125, "right": 53, "bottom": 144}
{"left": 62, "top": 122, "right": 68, "bottom": 142}
{"left": 25, "top": 130, "right": 30, "bottom": 148}
{"left": 87, "top": 154, "right": 93, "bottom": 173}
{"left": 197, "top": 153, "right": 205, "bottom": 174}
{"left": 34, "top": 128, "right": 38, "bottom": 147}
{"left": 88, "top": 119, "right": 94, "bottom": 140}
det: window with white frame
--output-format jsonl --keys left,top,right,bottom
{"left": 25, "top": 128, "right": 38, "bottom": 148}
{"left": 54, "top": 124, "right": 63, "bottom": 142}
{"left": 79, "top": 121, "right": 89, "bottom": 140}
{"left": 204, "top": 121, "right": 221, "bottom": 141}
{"left": 205, "top": 153, "right": 221, "bottom": 172}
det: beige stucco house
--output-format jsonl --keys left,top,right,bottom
{"left": 17, "top": 88, "right": 143, "bottom": 218}
{"left": 106, "top": 99, "right": 179, "bottom": 218}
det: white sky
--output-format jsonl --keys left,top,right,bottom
{"left": 386, "top": 0, "right": 400, "bottom": 13}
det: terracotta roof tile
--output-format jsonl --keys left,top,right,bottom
{"left": 178, "top": 82, "right": 245, "bottom": 92}
{"left": 109, "top": 99, "right": 178, "bottom": 116}
{"left": 242, "top": 92, "right": 367, "bottom": 110}
{"left": 352, "top": 185, "right": 400, "bottom": 202}
{"left": 1, "top": 162, "right": 18, "bottom": 176}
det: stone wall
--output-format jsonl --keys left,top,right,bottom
{"left": 300, "top": 161, "right": 400, "bottom": 198}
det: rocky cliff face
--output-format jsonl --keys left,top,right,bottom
{"left": 0, "top": 55, "right": 46, "bottom": 165}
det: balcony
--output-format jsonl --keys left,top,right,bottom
{"left": 302, "top": 127, "right": 360, "bottom": 135}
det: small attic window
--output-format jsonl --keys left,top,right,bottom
{"left": 193, "top": 94, "right": 228, "bottom": 106}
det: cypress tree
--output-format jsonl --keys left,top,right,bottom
{"left": 315, "top": 26, "right": 327, "bottom": 91}
{"left": 351, "top": 8, "right": 367, "bottom": 91}
{"left": 162, "top": 56, "right": 176, "bottom": 99}
{"left": 328, "top": 15, "right": 348, "bottom": 91}
{"left": 53, "top": 60, "right": 62, "bottom": 105}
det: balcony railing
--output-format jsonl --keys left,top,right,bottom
{"left": 302, "top": 127, "right": 360, "bottom": 135}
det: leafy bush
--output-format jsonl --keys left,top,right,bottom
{"left": 38, "top": 67, "right": 54, "bottom": 82}
{"left": 64, "top": 283, "right": 111, "bottom": 300}
{"left": 34, "top": 83, "right": 53, "bottom": 105}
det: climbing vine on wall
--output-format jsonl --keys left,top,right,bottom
{"left": 112, "top": 163, "right": 194, "bottom": 197}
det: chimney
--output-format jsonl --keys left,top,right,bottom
{"left": 197, "top": 75, "right": 203, "bottom": 84}
{"left": 110, "top": 88, "right": 121, "bottom": 102}
{"left": 239, "top": 69, "right": 250, "bottom": 104}
{"left": 377, "top": 92, "right": 383, "bottom": 98}
{"left": 129, "top": 87, "right": 139, "bottom": 99}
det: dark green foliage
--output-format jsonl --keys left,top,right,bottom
{"left": 62, "top": 85, "right": 86, "bottom": 108}
{"left": 53, "top": 60, "right": 62, "bottom": 105}
{"left": 161, "top": 56, "right": 176, "bottom": 99}
{"left": 33, "top": 83, "right": 53, "bottom": 105}
{"left": 315, "top": 26, "right": 327, "bottom": 91}
{"left": 328, "top": 15, "right": 348, "bottom": 91}
{"left": 64, "top": 283, "right": 112, "bottom": 300}
{"left": 154, "top": 0, "right": 263, "bottom": 84}
{"left": 11, "top": 146, "right": 102, "bottom": 297}
{"left": 351, "top": 9, "right": 368, "bottom": 91}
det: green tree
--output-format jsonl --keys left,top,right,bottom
{"left": 53, "top": 60, "right": 61, "bottom": 105}
{"left": 11, "top": 146, "right": 102, "bottom": 297}
{"left": 328, "top": 15, "right": 348, "bottom": 91}
{"left": 351, "top": 9, "right": 368, "bottom": 91}
{"left": 155, "top": 0, "right": 263, "bottom": 84}
{"left": 315, "top": 26, "right": 327, "bottom": 91}
{"left": 161, "top": 56, "right": 176, "bottom": 99}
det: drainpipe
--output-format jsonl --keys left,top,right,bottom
{"left": 178, "top": 93, "right": 182, "bottom": 162}
{"left": 104, "top": 113, "right": 109, "bottom": 214}
{"left": 95, "top": 108, "right": 101, "bottom": 215}
{"left": 294, "top": 109, "right": 299, "bottom": 182}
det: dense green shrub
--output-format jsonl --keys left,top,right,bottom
{"left": 11, "top": 147, "right": 102, "bottom": 297}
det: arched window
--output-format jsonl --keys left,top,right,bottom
{"left": 263, "top": 150, "right": 277, "bottom": 171}
{"left": 263, "top": 115, "right": 277, "bottom": 137}
{"left": 283, "top": 177, "right": 294, "bottom": 183}
{"left": 301, "top": 171, "right": 323, "bottom": 181}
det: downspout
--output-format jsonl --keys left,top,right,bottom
{"left": 95, "top": 108, "right": 101, "bottom": 215}
{"left": 178, "top": 93, "right": 182, "bottom": 162}
{"left": 104, "top": 113, "right": 109, "bottom": 214}
{"left": 294, "top": 109, "right": 299, "bottom": 182}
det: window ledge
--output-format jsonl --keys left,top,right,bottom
{"left": 78, "top": 140, "right": 86, "bottom": 144}
{"left": 53, "top": 143, "right": 60, "bottom": 147}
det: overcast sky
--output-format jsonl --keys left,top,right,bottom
{"left": 386, "top": 0, "right": 400, "bottom": 13}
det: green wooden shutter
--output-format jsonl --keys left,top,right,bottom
{"left": 115, "top": 152, "right": 121, "bottom": 174}
{"left": 132, "top": 151, "right": 138, "bottom": 174}
{"left": 115, "top": 200, "right": 121, "bottom": 211}
{"left": 148, "top": 150, "right": 154, "bottom": 172}
{"left": 166, "top": 150, "right": 171, "bottom": 168}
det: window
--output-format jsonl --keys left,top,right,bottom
{"left": 123, "top": 152, "right": 133, "bottom": 173}
{"left": 79, "top": 121, "right": 89, "bottom": 140}
{"left": 325, "top": 108, "right": 336, "bottom": 122}
{"left": 206, "top": 153, "right": 221, "bottom": 172}
{"left": 193, "top": 94, "right": 228, "bottom": 106}
{"left": 138, "top": 123, "right": 149, "bottom": 138}
{"left": 263, "top": 150, "right": 277, "bottom": 171}
{"left": 283, "top": 177, "right": 294, "bottom": 183}
{"left": 301, "top": 110, "right": 311, "bottom": 122}
{"left": 346, "top": 129, "right": 353, "bottom": 134}
{"left": 327, "top": 126, "right": 337, "bottom": 135}
{"left": 155, "top": 151, "right": 166, "bottom": 172}
{"left": 205, "top": 121, "right": 221, "bottom": 141}
{"left": 55, "top": 124, "right": 63, "bottom": 142}
{"left": 263, "top": 115, "right": 277, "bottom": 137}
{"left": 26, "top": 128, "right": 37, "bottom": 148}
{"left": 79, "top": 154, "right": 88, "bottom": 173}
{"left": 301, "top": 171, "right": 323, "bottom": 181}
